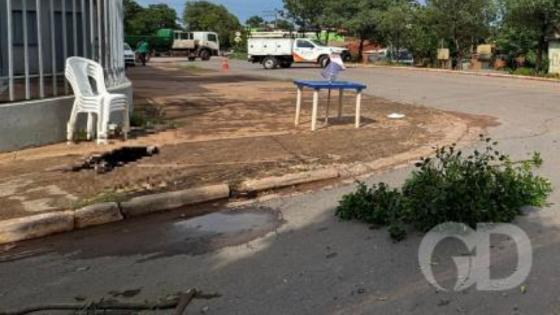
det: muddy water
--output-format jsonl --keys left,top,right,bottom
{"left": 176, "top": 211, "right": 276, "bottom": 233}
{"left": 0, "top": 206, "right": 283, "bottom": 263}
{"left": 166, "top": 209, "right": 283, "bottom": 259}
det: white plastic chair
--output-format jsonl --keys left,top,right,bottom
{"left": 65, "top": 57, "right": 129, "bottom": 144}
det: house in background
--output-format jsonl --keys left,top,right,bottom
{"left": 0, "top": 0, "right": 131, "bottom": 151}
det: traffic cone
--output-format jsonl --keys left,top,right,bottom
{"left": 222, "top": 57, "right": 230, "bottom": 72}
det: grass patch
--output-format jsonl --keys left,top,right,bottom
{"left": 229, "top": 51, "right": 248, "bottom": 61}
{"left": 72, "top": 190, "right": 129, "bottom": 209}
{"left": 504, "top": 67, "right": 560, "bottom": 79}
{"left": 130, "top": 97, "right": 168, "bottom": 129}
{"left": 336, "top": 135, "right": 553, "bottom": 241}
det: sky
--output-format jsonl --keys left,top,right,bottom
{"left": 138, "top": 0, "right": 284, "bottom": 23}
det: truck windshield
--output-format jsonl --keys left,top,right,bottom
{"left": 311, "top": 40, "right": 325, "bottom": 46}
{"left": 208, "top": 34, "right": 218, "bottom": 42}
{"left": 297, "top": 40, "right": 315, "bottom": 48}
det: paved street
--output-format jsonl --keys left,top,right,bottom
{"left": 2, "top": 60, "right": 560, "bottom": 314}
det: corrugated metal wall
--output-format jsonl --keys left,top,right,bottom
{"left": 0, "top": 0, "right": 126, "bottom": 103}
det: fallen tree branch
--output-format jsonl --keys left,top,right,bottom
{"left": 173, "top": 289, "right": 197, "bottom": 315}
{"left": 0, "top": 289, "right": 220, "bottom": 315}
{"left": 0, "top": 300, "right": 178, "bottom": 315}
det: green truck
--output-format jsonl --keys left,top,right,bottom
{"left": 126, "top": 28, "right": 220, "bottom": 61}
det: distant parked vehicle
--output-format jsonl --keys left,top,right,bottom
{"left": 124, "top": 43, "right": 136, "bottom": 67}
{"left": 393, "top": 50, "right": 414, "bottom": 65}
{"left": 126, "top": 29, "right": 220, "bottom": 61}
{"left": 368, "top": 49, "right": 414, "bottom": 65}
{"left": 170, "top": 31, "right": 220, "bottom": 61}
{"left": 247, "top": 32, "right": 351, "bottom": 70}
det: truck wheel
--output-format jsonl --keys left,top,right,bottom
{"left": 263, "top": 57, "right": 278, "bottom": 70}
{"left": 280, "top": 62, "right": 293, "bottom": 68}
{"left": 200, "top": 50, "right": 211, "bottom": 61}
{"left": 319, "top": 55, "right": 330, "bottom": 68}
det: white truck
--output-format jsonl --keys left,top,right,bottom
{"left": 247, "top": 33, "right": 351, "bottom": 69}
{"left": 171, "top": 31, "right": 220, "bottom": 61}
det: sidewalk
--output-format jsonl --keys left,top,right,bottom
{"left": 348, "top": 63, "right": 560, "bottom": 83}
{"left": 0, "top": 60, "right": 496, "bottom": 241}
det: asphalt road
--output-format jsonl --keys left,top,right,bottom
{"left": 2, "top": 59, "right": 560, "bottom": 314}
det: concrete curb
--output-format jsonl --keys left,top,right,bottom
{"left": 237, "top": 168, "right": 340, "bottom": 193}
{"left": 347, "top": 63, "right": 560, "bottom": 83}
{"left": 0, "top": 170, "right": 339, "bottom": 244}
{"left": 120, "top": 184, "right": 231, "bottom": 217}
{"left": 0, "top": 185, "right": 231, "bottom": 245}
{"left": 75, "top": 202, "right": 124, "bottom": 229}
{"left": 0, "top": 211, "right": 74, "bottom": 244}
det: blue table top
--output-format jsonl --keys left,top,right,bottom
{"left": 293, "top": 80, "right": 367, "bottom": 91}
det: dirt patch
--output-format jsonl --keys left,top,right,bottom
{"left": 0, "top": 61, "right": 495, "bottom": 220}
{"left": 443, "top": 110, "right": 501, "bottom": 130}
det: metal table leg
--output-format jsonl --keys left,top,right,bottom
{"left": 325, "top": 89, "right": 331, "bottom": 124}
{"left": 295, "top": 87, "right": 302, "bottom": 126}
{"left": 355, "top": 91, "right": 362, "bottom": 128}
{"left": 338, "top": 89, "right": 344, "bottom": 118}
{"left": 312, "top": 89, "right": 319, "bottom": 131}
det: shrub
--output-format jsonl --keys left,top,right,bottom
{"left": 544, "top": 73, "right": 560, "bottom": 79}
{"left": 512, "top": 67, "right": 537, "bottom": 76}
{"left": 130, "top": 112, "right": 147, "bottom": 128}
{"left": 336, "top": 136, "right": 553, "bottom": 241}
{"left": 336, "top": 182, "right": 401, "bottom": 225}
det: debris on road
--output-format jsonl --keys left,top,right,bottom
{"left": 0, "top": 288, "right": 220, "bottom": 315}
{"left": 108, "top": 288, "right": 142, "bottom": 299}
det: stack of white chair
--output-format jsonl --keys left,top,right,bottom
{"left": 65, "top": 57, "right": 129, "bottom": 144}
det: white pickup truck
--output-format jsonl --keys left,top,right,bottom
{"left": 248, "top": 34, "right": 351, "bottom": 69}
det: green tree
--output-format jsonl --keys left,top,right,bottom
{"left": 124, "top": 1, "right": 179, "bottom": 35}
{"left": 246, "top": 15, "right": 265, "bottom": 28}
{"left": 495, "top": 24, "right": 538, "bottom": 67}
{"left": 426, "top": 0, "right": 496, "bottom": 68}
{"left": 502, "top": 0, "right": 560, "bottom": 71}
{"left": 283, "top": 0, "right": 328, "bottom": 32}
{"left": 275, "top": 19, "right": 295, "bottom": 31}
{"left": 144, "top": 4, "right": 179, "bottom": 30}
{"left": 378, "top": 1, "right": 416, "bottom": 62}
{"left": 326, "top": 0, "right": 387, "bottom": 59}
{"left": 407, "top": 5, "right": 439, "bottom": 64}
{"left": 283, "top": 0, "right": 342, "bottom": 41}
{"left": 183, "top": 1, "right": 241, "bottom": 49}
{"left": 124, "top": 0, "right": 143, "bottom": 34}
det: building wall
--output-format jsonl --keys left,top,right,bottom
{"left": 0, "top": 82, "right": 132, "bottom": 152}
{"left": 0, "top": 2, "right": 7, "bottom": 80}
{"left": 0, "top": 0, "right": 130, "bottom": 151}
{"left": 0, "top": 0, "right": 88, "bottom": 78}
{"left": 549, "top": 41, "right": 560, "bottom": 74}
{"left": 1, "top": 0, "right": 127, "bottom": 101}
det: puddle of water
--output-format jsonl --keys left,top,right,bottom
{"left": 0, "top": 206, "right": 283, "bottom": 262}
{"left": 162, "top": 209, "right": 283, "bottom": 260}
{"left": 175, "top": 212, "right": 274, "bottom": 234}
